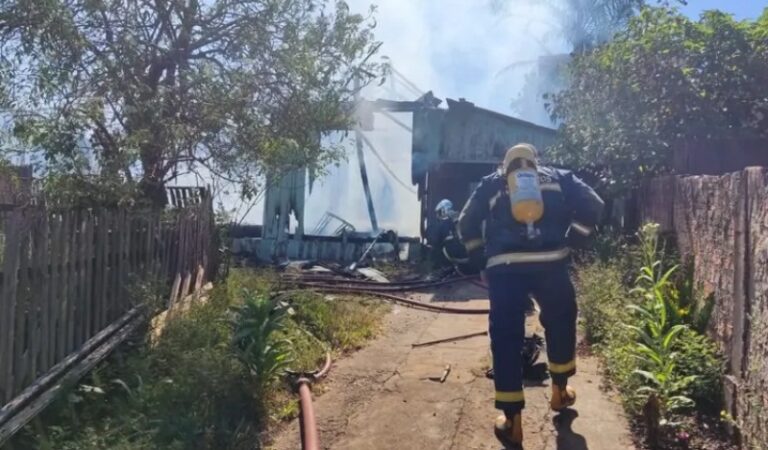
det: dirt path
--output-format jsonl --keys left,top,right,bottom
{"left": 269, "top": 282, "right": 636, "bottom": 450}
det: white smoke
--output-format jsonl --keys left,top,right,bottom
{"left": 199, "top": 0, "right": 572, "bottom": 234}
{"left": 302, "top": 0, "right": 569, "bottom": 237}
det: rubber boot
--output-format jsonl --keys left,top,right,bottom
{"left": 494, "top": 413, "right": 523, "bottom": 449}
{"left": 550, "top": 384, "right": 576, "bottom": 411}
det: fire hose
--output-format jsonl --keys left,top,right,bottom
{"left": 299, "top": 287, "right": 490, "bottom": 315}
{"left": 294, "top": 352, "right": 332, "bottom": 450}
{"left": 292, "top": 279, "right": 476, "bottom": 293}
{"left": 279, "top": 274, "right": 475, "bottom": 289}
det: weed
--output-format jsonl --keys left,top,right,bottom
{"left": 290, "top": 291, "right": 389, "bottom": 351}
{"left": 672, "top": 327, "right": 723, "bottom": 415}
{"left": 577, "top": 261, "right": 629, "bottom": 346}
{"left": 624, "top": 224, "right": 696, "bottom": 431}
{"left": 231, "top": 290, "right": 293, "bottom": 392}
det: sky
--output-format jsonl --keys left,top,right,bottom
{"left": 680, "top": 1, "right": 763, "bottom": 20}
{"left": 219, "top": 0, "right": 768, "bottom": 236}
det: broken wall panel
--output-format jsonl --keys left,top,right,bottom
{"left": 232, "top": 235, "right": 421, "bottom": 264}
{"left": 262, "top": 168, "right": 307, "bottom": 242}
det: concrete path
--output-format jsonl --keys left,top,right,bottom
{"left": 269, "top": 282, "right": 636, "bottom": 450}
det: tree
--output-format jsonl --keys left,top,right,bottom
{"left": 547, "top": 7, "right": 768, "bottom": 194}
{"left": 0, "top": 0, "right": 382, "bottom": 206}
{"left": 494, "top": 0, "right": 684, "bottom": 126}
{"left": 545, "top": 0, "right": 644, "bottom": 51}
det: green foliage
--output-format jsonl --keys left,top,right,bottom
{"left": 13, "top": 285, "right": 260, "bottom": 450}
{"left": 589, "top": 228, "right": 631, "bottom": 264}
{"left": 626, "top": 223, "right": 697, "bottom": 419}
{"left": 549, "top": 6, "right": 768, "bottom": 195}
{"left": 0, "top": 0, "right": 384, "bottom": 206}
{"left": 670, "top": 260, "right": 716, "bottom": 335}
{"left": 577, "top": 223, "right": 724, "bottom": 438}
{"left": 672, "top": 327, "right": 724, "bottom": 415}
{"left": 577, "top": 261, "right": 630, "bottom": 345}
{"left": 11, "top": 269, "right": 388, "bottom": 449}
{"left": 231, "top": 291, "right": 293, "bottom": 392}
{"left": 290, "top": 291, "right": 388, "bottom": 351}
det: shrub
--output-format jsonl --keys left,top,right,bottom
{"left": 577, "top": 261, "right": 629, "bottom": 346}
{"left": 231, "top": 290, "right": 292, "bottom": 391}
{"left": 672, "top": 327, "right": 724, "bottom": 415}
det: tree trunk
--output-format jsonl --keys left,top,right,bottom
{"left": 139, "top": 176, "right": 167, "bottom": 209}
{"left": 139, "top": 140, "right": 169, "bottom": 208}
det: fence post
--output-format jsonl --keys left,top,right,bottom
{"left": 0, "top": 211, "right": 23, "bottom": 402}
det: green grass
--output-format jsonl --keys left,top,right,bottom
{"left": 6, "top": 268, "right": 389, "bottom": 450}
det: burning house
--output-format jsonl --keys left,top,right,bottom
{"left": 411, "top": 97, "right": 556, "bottom": 237}
{"left": 235, "top": 92, "right": 556, "bottom": 264}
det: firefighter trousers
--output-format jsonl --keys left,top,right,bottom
{"left": 487, "top": 265, "right": 577, "bottom": 414}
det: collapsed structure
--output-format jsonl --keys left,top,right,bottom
{"left": 235, "top": 93, "right": 556, "bottom": 264}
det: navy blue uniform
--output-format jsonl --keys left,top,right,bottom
{"left": 427, "top": 215, "right": 483, "bottom": 275}
{"left": 458, "top": 166, "right": 603, "bottom": 414}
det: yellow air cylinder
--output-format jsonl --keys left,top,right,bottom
{"left": 503, "top": 144, "right": 543, "bottom": 238}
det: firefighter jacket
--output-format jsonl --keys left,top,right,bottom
{"left": 426, "top": 216, "right": 455, "bottom": 250}
{"left": 458, "top": 166, "right": 604, "bottom": 273}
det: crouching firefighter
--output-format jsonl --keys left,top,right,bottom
{"left": 427, "top": 199, "right": 483, "bottom": 275}
{"left": 458, "top": 143, "right": 603, "bottom": 449}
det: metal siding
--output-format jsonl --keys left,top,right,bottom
{"left": 441, "top": 108, "right": 556, "bottom": 163}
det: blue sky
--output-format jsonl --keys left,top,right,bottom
{"left": 681, "top": 1, "right": 764, "bottom": 20}
{"left": 233, "top": 1, "right": 768, "bottom": 232}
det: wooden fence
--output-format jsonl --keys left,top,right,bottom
{"left": 638, "top": 167, "right": 768, "bottom": 447}
{"left": 0, "top": 194, "right": 214, "bottom": 405}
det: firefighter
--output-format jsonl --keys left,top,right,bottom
{"left": 427, "top": 199, "right": 482, "bottom": 275}
{"left": 458, "top": 143, "right": 603, "bottom": 449}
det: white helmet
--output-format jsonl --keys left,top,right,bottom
{"left": 435, "top": 199, "right": 454, "bottom": 219}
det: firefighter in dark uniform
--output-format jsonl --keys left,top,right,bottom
{"left": 458, "top": 143, "right": 603, "bottom": 448}
{"left": 427, "top": 199, "right": 482, "bottom": 275}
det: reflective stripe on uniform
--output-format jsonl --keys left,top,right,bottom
{"left": 570, "top": 221, "right": 593, "bottom": 236}
{"left": 443, "top": 246, "right": 469, "bottom": 264}
{"left": 489, "top": 192, "right": 501, "bottom": 209}
{"left": 495, "top": 390, "right": 525, "bottom": 403}
{"left": 540, "top": 182, "right": 562, "bottom": 192}
{"left": 486, "top": 248, "right": 570, "bottom": 268}
{"left": 549, "top": 359, "right": 576, "bottom": 374}
{"left": 464, "top": 238, "right": 484, "bottom": 251}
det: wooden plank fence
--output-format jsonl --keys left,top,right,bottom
{"left": 0, "top": 193, "right": 214, "bottom": 405}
